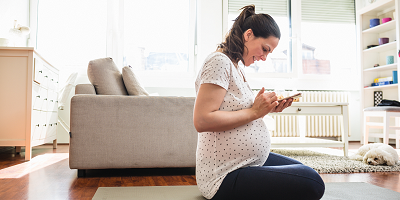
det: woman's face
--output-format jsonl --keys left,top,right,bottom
{"left": 242, "top": 29, "right": 279, "bottom": 67}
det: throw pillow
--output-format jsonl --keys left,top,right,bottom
{"left": 122, "top": 66, "right": 149, "bottom": 96}
{"left": 87, "top": 57, "right": 128, "bottom": 95}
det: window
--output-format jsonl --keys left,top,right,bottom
{"left": 301, "top": 0, "right": 356, "bottom": 76}
{"left": 226, "top": 0, "right": 356, "bottom": 79}
{"left": 123, "top": 0, "right": 193, "bottom": 73}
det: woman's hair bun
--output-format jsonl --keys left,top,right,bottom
{"left": 235, "top": 5, "right": 256, "bottom": 22}
{"left": 242, "top": 5, "right": 256, "bottom": 16}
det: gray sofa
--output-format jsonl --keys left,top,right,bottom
{"left": 69, "top": 58, "right": 198, "bottom": 177}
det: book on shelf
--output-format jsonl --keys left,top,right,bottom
{"left": 374, "top": 77, "right": 393, "bottom": 83}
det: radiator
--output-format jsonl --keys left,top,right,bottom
{"left": 269, "top": 91, "right": 350, "bottom": 137}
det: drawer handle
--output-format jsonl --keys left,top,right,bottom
{"left": 44, "top": 76, "right": 48, "bottom": 78}
{"left": 51, "top": 79, "right": 54, "bottom": 81}
{"left": 56, "top": 101, "right": 58, "bottom": 103}
{"left": 55, "top": 123, "right": 58, "bottom": 125}
{"left": 50, "top": 100, "right": 53, "bottom": 102}
{"left": 44, "top": 98, "right": 47, "bottom": 100}
{"left": 43, "top": 124, "right": 47, "bottom": 127}
{"left": 36, "top": 124, "right": 39, "bottom": 127}
{"left": 50, "top": 124, "right": 53, "bottom": 126}
{"left": 36, "top": 95, "right": 40, "bottom": 98}
{"left": 39, "top": 70, "right": 42, "bottom": 73}
{"left": 297, "top": 108, "right": 302, "bottom": 111}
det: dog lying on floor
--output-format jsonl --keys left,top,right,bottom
{"left": 349, "top": 143, "right": 399, "bottom": 166}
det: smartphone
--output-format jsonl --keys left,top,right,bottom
{"left": 278, "top": 93, "right": 302, "bottom": 102}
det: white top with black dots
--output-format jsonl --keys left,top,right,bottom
{"left": 194, "top": 52, "right": 270, "bottom": 199}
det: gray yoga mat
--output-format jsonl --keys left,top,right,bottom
{"left": 92, "top": 182, "right": 400, "bottom": 200}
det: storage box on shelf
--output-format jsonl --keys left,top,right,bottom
{"left": 0, "top": 47, "right": 59, "bottom": 160}
{"left": 358, "top": 0, "right": 400, "bottom": 143}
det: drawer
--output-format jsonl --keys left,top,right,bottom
{"left": 39, "top": 112, "right": 48, "bottom": 139}
{"left": 33, "top": 58, "right": 53, "bottom": 88}
{"left": 46, "top": 122, "right": 57, "bottom": 138}
{"left": 47, "top": 91, "right": 58, "bottom": 111}
{"left": 280, "top": 105, "right": 343, "bottom": 115}
{"left": 53, "top": 73, "right": 59, "bottom": 91}
{"left": 45, "top": 112, "right": 58, "bottom": 138}
{"left": 48, "top": 71, "right": 59, "bottom": 91}
{"left": 52, "top": 98, "right": 58, "bottom": 111}
{"left": 32, "top": 83, "right": 43, "bottom": 110}
{"left": 41, "top": 67, "right": 50, "bottom": 88}
{"left": 47, "top": 70, "right": 54, "bottom": 90}
{"left": 31, "top": 110, "right": 43, "bottom": 140}
{"left": 40, "top": 88, "right": 48, "bottom": 111}
{"left": 33, "top": 58, "right": 44, "bottom": 84}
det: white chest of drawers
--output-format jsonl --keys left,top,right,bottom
{"left": 0, "top": 47, "right": 59, "bottom": 160}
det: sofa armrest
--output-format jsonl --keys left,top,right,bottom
{"left": 69, "top": 95, "right": 197, "bottom": 169}
{"left": 75, "top": 84, "right": 96, "bottom": 95}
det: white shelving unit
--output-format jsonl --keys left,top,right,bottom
{"left": 357, "top": 0, "right": 400, "bottom": 142}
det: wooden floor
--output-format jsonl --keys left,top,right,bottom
{"left": 0, "top": 142, "right": 399, "bottom": 200}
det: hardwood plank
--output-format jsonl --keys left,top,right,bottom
{"left": 85, "top": 178, "right": 101, "bottom": 187}
{"left": 152, "top": 176, "right": 168, "bottom": 186}
{"left": 182, "top": 175, "right": 197, "bottom": 185}
{"left": 98, "top": 177, "right": 122, "bottom": 187}
{"left": 128, "top": 176, "right": 156, "bottom": 186}
{"left": 120, "top": 176, "right": 140, "bottom": 186}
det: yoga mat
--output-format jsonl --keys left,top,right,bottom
{"left": 92, "top": 182, "right": 400, "bottom": 200}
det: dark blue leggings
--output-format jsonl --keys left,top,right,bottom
{"left": 211, "top": 152, "right": 325, "bottom": 200}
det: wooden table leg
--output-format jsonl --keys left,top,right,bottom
{"left": 342, "top": 105, "right": 349, "bottom": 157}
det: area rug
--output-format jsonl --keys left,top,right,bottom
{"left": 270, "top": 149, "right": 400, "bottom": 173}
{"left": 92, "top": 182, "right": 400, "bottom": 200}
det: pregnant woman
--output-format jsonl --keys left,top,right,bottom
{"left": 193, "top": 5, "right": 325, "bottom": 200}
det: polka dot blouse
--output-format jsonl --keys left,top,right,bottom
{"left": 194, "top": 52, "right": 270, "bottom": 199}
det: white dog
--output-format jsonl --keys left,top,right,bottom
{"left": 350, "top": 143, "right": 399, "bottom": 166}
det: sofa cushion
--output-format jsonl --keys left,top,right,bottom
{"left": 87, "top": 57, "right": 128, "bottom": 95}
{"left": 122, "top": 66, "right": 149, "bottom": 96}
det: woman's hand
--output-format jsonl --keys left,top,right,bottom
{"left": 251, "top": 87, "right": 279, "bottom": 119}
{"left": 271, "top": 98, "right": 293, "bottom": 113}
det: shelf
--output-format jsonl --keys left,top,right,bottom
{"left": 363, "top": 41, "right": 397, "bottom": 53}
{"left": 357, "top": 0, "right": 395, "bottom": 15}
{"left": 364, "top": 83, "right": 398, "bottom": 90}
{"left": 364, "top": 63, "right": 397, "bottom": 72}
{"left": 363, "top": 20, "right": 396, "bottom": 33}
{"left": 359, "top": 0, "right": 400, "bottom": 141}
